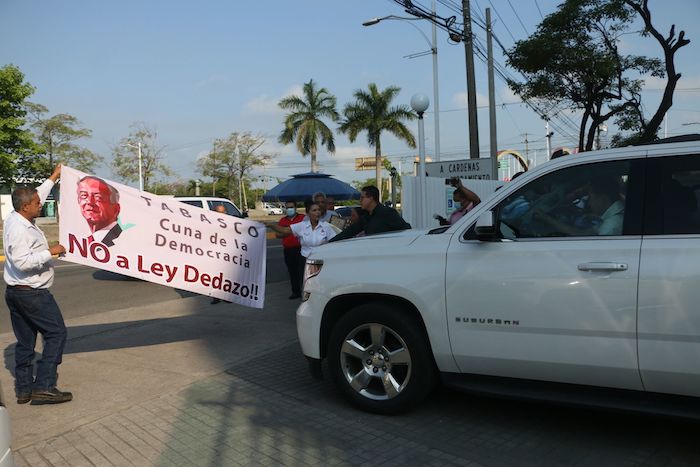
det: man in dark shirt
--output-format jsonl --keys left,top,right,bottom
{"left": 330, "top": 186, "right": 411, "bottom": 242}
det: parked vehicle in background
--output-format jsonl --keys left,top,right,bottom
{"left": 0, "top": 383, "right": 17, "bottom": 467}
{"left": 296, "top": 138, "right": 700, "bottom": 417}
{"left": 176, "top": 197, "right": 246, "bottom": 218}
{"left": 262, "top": 203, "right": 284, "bottom": 215}
{"left": 334, "top": 205, "right": 361, "bottom": 219}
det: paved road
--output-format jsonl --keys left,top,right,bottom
{"left": 2, "top": 281, "right": 698, "bottom": 467}
{"left": 0, "top": 238, "right": 287, "bottom": 331}
{"left": 1, "top": 235, "right": 698, "bottom": 465}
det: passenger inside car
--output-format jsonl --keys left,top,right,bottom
{"left": 497, "top": 162, "right": 630, "bottom": 238}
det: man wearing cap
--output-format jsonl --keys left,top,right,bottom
{"left": 4, "top": 165, "right": 73, "bottom": 405}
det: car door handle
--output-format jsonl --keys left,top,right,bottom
{"left": 577, "top": 262, "right": 628, "bottom": 271}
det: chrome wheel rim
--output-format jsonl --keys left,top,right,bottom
{"left": 339, "top": 322, "right": 412, "bottom": 401}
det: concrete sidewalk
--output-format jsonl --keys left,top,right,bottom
{"left": 1, "top": 281, "right": 301, "bottom": 465}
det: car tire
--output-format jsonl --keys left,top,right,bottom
{"left": 327, "top": 303, "right": 437, "bottom": 414}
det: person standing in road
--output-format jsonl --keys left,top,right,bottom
{"left": 268, "top": 201, "right": 336, "bottom": 261}
{"left": 312, "top": 192, "right": 339, "bottom": 223}
{"left": 4, "top": 165, "right": 73, "bottom": 405}
{"left": 277, "top": 200, "right": 306, "bottom": 299}
{"left": 330, "top": 185, "right": 410, "bottom": 242}
{"left": 326, "top": 196, "right": 337, "bottom": 214}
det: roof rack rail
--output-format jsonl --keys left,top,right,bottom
{"left": 636, "top": 134, "right": 700, "bottom": 145}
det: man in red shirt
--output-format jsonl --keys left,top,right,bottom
{"left": 278, "top": 200, "right": 306, "bottom": 299}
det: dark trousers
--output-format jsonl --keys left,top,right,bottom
{"left": 5, "top": 287, "right": 67, "bottom": 394}
{"left": 283, "top": 246, "right": 305, "bottom": 296}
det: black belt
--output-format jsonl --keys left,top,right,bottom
{"left": 7, "top": 285, "right": 33, "bottom": 290}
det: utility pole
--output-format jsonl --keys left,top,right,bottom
{"left": 486, "top": 8, "right": 497, "bottom": 179}
{"left": 432, "top": 0, "right": 441, "bottom": 161}
{"left": 462, "top": 0, "right": 480, "bottom": 159}
{"left": 545, "top": 121, "right": 553, "bottom": 159}
{"left": 137, "top": 141, "right": 143, "bottom": 191}
{"left": 524, "top": 132, "right": 529, "bottom": 163}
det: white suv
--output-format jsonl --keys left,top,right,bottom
{"left": 296, "top": 139, "right": 700, "bottom": 415}
{"left": 176, "top": 197, "right": 246, "bottom": 218}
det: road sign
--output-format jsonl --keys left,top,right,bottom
{"left": 355, "top": 156, "right": 386, "bottom": 171}
{"left": 425, "top": 158, "right": 494, "bottom": 180}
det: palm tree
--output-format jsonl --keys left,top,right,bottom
{"left": 339, "top": 83, "right": 416, "bottom": 198}
{"left": 278, "top": 79, "right": 339, "bottom": 173}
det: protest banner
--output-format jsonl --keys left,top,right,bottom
{"left": 58, "top": 167, "right": 267, "bottom": 308}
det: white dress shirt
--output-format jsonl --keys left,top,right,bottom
{"left": 320, "top": 210, "right": 339, "bottom": 222}
{"left": 598, "top": 199, "right": 625, "bottom": 236}
{"left": 3, "top": 179, "right": 56, "bottom": 288}
{"left": 290, "top": 219, "right": 337, "bottom": 258}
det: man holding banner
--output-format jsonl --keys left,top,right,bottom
{"left": 4, "top": 165, "right": 73, "bottom": 405}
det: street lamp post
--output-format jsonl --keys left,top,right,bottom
{"left": 411, "top": 93, "right": 429, "bottom": 229}
{"left": 363, "top": 8, "right": 441, "bottom": 161}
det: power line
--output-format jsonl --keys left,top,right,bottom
{"left": 533, "top": 0, "right": 544, "bottom": 20}
{"left": 391, "top": 0, "right": 581, "bottom": 146}
{"left": 487, "top": 0, "right": 517, "bottom": 43}
{"left": 506, "top": 0, "right": 530, "bottom": 36}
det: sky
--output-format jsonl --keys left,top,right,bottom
{"left": 2, "top": 0, "right": 700, "bottom": 190}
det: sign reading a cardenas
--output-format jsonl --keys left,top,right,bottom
{"left": 425, "top": 158, "right": 494, "bottom": 180}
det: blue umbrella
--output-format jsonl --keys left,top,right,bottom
{"left": 262, "top": 172, "right": 360, "bottom": 202}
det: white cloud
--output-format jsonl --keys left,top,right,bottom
{"left": 451, "top": 91, "right": 501, "bottom": 108}
{"left": 244, "top": 84, "right": 304, "bottom": 115}
{"left": 195, "top": 74, "right": 228, "bottom": 89}
{"left": 642, "top": 74, "right": 700, "bottom": 90}
{"left": 498, "top": 86, "right": 521, "bottom": 105}
{"left": 245, "top": 94, "right": 280, "bottom": 114}
{"left": 334, "top": 145, "right": 372, "bottom": 158}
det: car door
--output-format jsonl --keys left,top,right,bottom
{"left": 638, "top": 153, "right": 700, "bottom": 397}
{"left": 445, "top": 157, "right": 646, "bottom": 390}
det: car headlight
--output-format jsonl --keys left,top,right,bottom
{"left": 302, "top": 259, "right": 323, "bottom": 301}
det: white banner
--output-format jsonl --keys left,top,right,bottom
{"left": 58, "top": 167, "right": 267, "bottom": 308}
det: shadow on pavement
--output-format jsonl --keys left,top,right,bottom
{"left": 160, "top": 344, "right": 700, "bottom": 466}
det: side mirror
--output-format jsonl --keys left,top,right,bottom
{"left": 474, "top": 211, "right": 499, "bottom": 241}
{"left": 241, "top": 211, "right": 249, "bottom": 218}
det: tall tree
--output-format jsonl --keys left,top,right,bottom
{"left": 278, "top": 79, "right": 339, "bottom": 173}
{"left": 197, "top": 132, "right": 273, "bottom": 209}
{"left": 340, "top": 83, "right": 416, "bottom": 197}
{"left": 0, "top": 64, "right": 38, "bottom": 187}
{"left": 24, "top": 105, "right": 102, "bottom": 178}
{"left": 620, "top": 0, "right": 690, "bottom": 144}
{"left": 507, "top": 0, "right": 688, "bottom": 151}
{"left": 111, "top": 122, "right": 172, "bottom": 191}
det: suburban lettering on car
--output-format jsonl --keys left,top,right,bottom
{"left": 455, "top": 317, "right": 520, "bottom": 326}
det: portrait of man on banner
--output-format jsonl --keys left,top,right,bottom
{"left": 77, "top": 176, "right": 122, "bottom": 247}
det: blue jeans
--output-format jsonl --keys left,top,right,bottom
{"left": 5, "top": 287, "right": 67, "bottom": 394}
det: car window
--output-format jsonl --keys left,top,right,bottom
{"left": 179, "top": 199, "right": 203, "bottom": 208}
{"left": 494, "top": 160, "right": 636, "bottom": 239}
{"left": 207, "top": 200, "right": 242, "bottom": 217}
{"left": 644, "top": 154, "right": 700, "bottom": 235}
